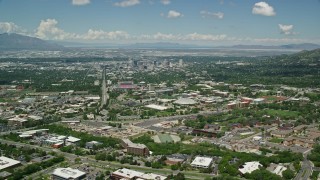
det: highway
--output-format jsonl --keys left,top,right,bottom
{"left": 100, "top": 66, "right": 109, "bottom": 110}
{"left": 294, "top": 150, "right": 313, "bottom": 180}
{"left": 0, "top": 138, "right": 214, "bottom": 180}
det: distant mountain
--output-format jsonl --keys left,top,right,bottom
{"left": 52, "top": 41, "right": 200, "bottom": 49}
{"left": 51, "top": 41, "right": 121, "bottom": 48}
{"left": 279, "top": 43, "right": 320, "bottom": 50}
{"left": 0, "top": 33, "right": 65, "bottom": 50}
{"left": 292, "top": 48, "right": 320, "bottom": 58}
{"left": 223, "top": 43, "right": 320, "bottom": 50}
{"left": 122, "top": 42, "right": 197, "bottom": 49}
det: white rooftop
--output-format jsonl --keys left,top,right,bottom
{"left": 139, "top": 173, "right": 166, "bottom": 180}
{"left": 272, "top": 165, "right": 287, "bottom": 177}
{"left": 191, "top": 156, "right": 213, "bottom": 168}
{"left": 66, "top": 136, "right": 81, "bottom": 143}
{"left": 239, "top": 161, "right": 262, "bottom": 174}
{"left": 145, "top": 104, "right": 168, "bottom": 111}
{"left": 28, "top": 115, "right": 42, "bottom": 120}
{"left": 8, "top": 117, "right": 27, "bottom": 122}
{"left": 112, "top": 168, "right": 165, "bottom": 180}
{"left": 18, "top": 129, "right": 49, "bottom": 136}
{"left": 174, "top": 98, "right": 197, "bottom": 105}
{"left": 0, "top": 156, "right": 21, "bottom": 170}
{"left": 112, "top": 168, "right": 143, "bottom": 179}
{"left": 52, "top": 168, "right": 86, "bottom": 179}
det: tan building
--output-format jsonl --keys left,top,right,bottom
{"left": 121, "top": 139, "right": 149, "bottom": 156}
{"left": 283, "top": 137, "right": 315, "bottom": 148}
{"left": 270, "top": 129, "right": 293, "bottom": 138}
{"left": 7, "top": 117, "right": 28, "bottom": 126}
{"left": 293, "top": 125, "right": 307, "bottom": 134}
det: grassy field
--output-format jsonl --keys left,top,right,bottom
{"left": 158, "top": 134, "right": 173, "bottom": 143}
{"left": 263, "top": 109, "right": 300, "bottom": 119}
{"left": 269, "top": 137, "right": 284, "bottom": 143}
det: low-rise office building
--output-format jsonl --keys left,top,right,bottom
{"left": 121, "top": 139, "right": 149, "bottom": 156}
{"left": 0, "top": 156, "right": 21, "bottom": 171}
{"left": 52, "top": 168, "right": 86, "bottom": 180}
{"left": 111, "top": 168, "right": 166, "bottom": 180}
{"left": 239, "top": 161, "right": 262, "bottom": 174}
{"left": 190, "top": 156, "right": 213, "bottom": 169}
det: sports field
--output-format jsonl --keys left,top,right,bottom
{"left": 158, "top": 134, "right": 173, "bottom": 143}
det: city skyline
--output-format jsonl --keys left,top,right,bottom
{"left": 0, "top": 0, "right": 320, "bottom": 45}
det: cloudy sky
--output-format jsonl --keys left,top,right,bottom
{"left": 0, "top": 0, "right": 319, "bottom": 45}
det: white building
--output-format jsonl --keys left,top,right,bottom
{"left": 239, "top": 161, "right": 262, "bottom": 174}
{"left": 111, "top": 168, "right": 166, "bottom": 180}
{"left": 0, "top": 156, "right": 21, "bottom": 171}
{"left": 253, "top": 98, "right": 265, "bottom": 104}
{"left": 145, "top": 104, "right": 168, "bottom": 111}
{"left": 52, "top": 168, "right": 86, "bottom": 180}
{"left": 174, "top": 98, "right": 197, "bottom": 105}
{"left": 190, "top": 156, "right": 213, "bottom": 168}
{"left": 267, "top": 163, "right": 287, "bottom": 177}
{"left": 66, "top": 136, "right": 81, "bottom": 145}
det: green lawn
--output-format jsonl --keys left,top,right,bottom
{"left": 263, "top": 109, "right": 299, "bottom": 119}
{"left": 158, "top": 134, "right": 173, "bottom": 143}
{"left": 269, "top": 137, "right": 284, "bottom": 143}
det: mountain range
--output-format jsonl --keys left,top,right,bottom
{"left": 0, "top": 33, "right": 320, "bottom": 51}
{"left": 0, "top": 33, "right": 64, "bottom": 51}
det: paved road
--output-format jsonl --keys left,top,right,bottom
{"left": 294, "top": 150, "right": 313, "bottom": 180}
{"left": 100, "top": 66, "right": 109, "bottom": 110}
{"left": 1, "top": 138, "right": 214, "bottom": 180}
{"left": 266, "top": 142, "right": 310, "bottom": 154}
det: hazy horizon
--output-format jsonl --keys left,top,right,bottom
{"left": 0, "top": 0, "right": 320, "bottom": 46}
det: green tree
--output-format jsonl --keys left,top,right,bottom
{"left": 282, "top": 169, "right": 295, "bottom": 180}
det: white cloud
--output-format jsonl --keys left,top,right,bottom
{"left": 200, "top": 11, "right": 224, "bottom": 19}
{"left": 252, "top": 38, "right": 303, "bottom": 43}
{"left": 185, "top": 33, "right": 227, "bottom": 41}
{"left": 167, "top": 10, "right": 183, "bottom": 18}
{"left": 279, "top": 24, "right": 294, "bottom": 35}
{"left": 153, "top": 32, "right": 178, "bottom": 40}
{"left": 252, "top": 2, "right": 276, "bottom": 16}
{"left": 35, "top": 19, "right": 77, "bottom": 40}
{"left": 0, "top": 22, "right": 20, "bottom": 33}
{"left": 35, "top": 19, "right": 129, "bottom": 41}
{"left": 114, "top": 0, "right": 140, "bottom": 7}
{"left": 72, "top": 0, "right": 90, "bottom": 5}
{"left": 83, "top": 29, "right": 129, "bottom": 40}
{"left": 160, "top": 0, "right": 170, "bottom": 5}
{"left": 136, "top": 32, "right": 227, "bottom": 41}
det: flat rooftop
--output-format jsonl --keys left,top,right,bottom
{"left": 52, "top": 168, "right": 86, "bottom": 179}
{"left": 0, "top": 156, "right": 21, "bottom": 170}
{"left": 191, "top": 156, "right": 213, "bottom": 167}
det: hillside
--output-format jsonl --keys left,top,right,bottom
{"left": 0, "top": 33, "right": 64, "bottom": 51}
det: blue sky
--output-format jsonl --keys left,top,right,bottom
{"left": 0, "top": 0, "right": 319, "bottom": 45}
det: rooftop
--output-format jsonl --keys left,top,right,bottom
{"left": 174, "top": 98, "right": 197, "bottom": 105}
{"left": 191, "top": 156, "right": 213, "bottom": 167}
{"left": 112, "top": 168, "right": 166, "bottom": 180}
{"left": 145, "top": 104, "right": 168, "bottom": 111}
{"left": 0, "top": 156, "right": 21, "bottom": 170}
{"left": 239, "top": 161, "right": 262, "bottom": 174}
{"left": 52, "top": 168, "right": 86, "bottom": 179}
